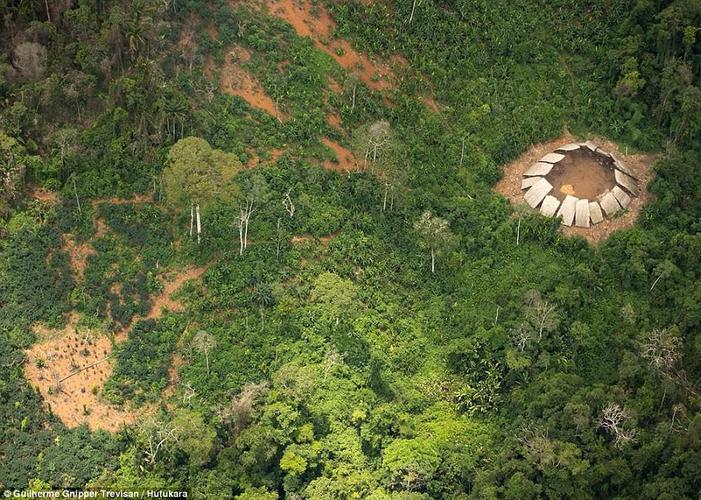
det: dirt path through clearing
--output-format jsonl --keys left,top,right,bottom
{"left": 24, "top": 267, "right": 205, "bottom": 432}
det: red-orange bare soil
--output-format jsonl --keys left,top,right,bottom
{"left": 246, "top": 147, "right": 287, "bottom": 168}
{"left": 208, "top": 46, "right": 286, "bottom": 121}
{"left": 261, "top": 0, "right": 400, "bottom": 90}
{"left": 327, "top": 111, "right": 342, "bottom": 129}
{"left": 321, "top": 137, "right": 358, "bottom": 172}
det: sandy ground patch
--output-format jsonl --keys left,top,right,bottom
{"left": 94, "top": 218, "right": 109, "bottom": 238}
{"left": 327, "top": 111, "right": 342, "bottom": 129}
{"left": 422, "top": 96, "right": 440, "bottom": 113}
{"left": 290, "top": 232, "right": 337, "bottom": 244}
{"left": 246, "top": 147, "right": 287, "bottom": 168}
{"left": 24, "top": 313, "right": 135, "bottom": 432}
{"left": 24, "top": 267, "right": 205, "bottom": 432}
{"left": 328, "top": 78, "right": 342, "bottom": 93}
{"left": 146, "top": 267, "right": 205, "bottom": 319}
{"left": 24, "top": 266, "right": 205, "bottom": 432}
{"left": 91, "top": 194, "right": 153, "bottom": 237}
{"left": 61, "top": 234, "right": 95, "bottom": 282}
{"left": 97, "top": 194, "right": 152, "bottom": 205}
{"left": 31, "top": 187, "right": 59, "bottom": 203}
{"left": 163, "top": 354, "right": 185, "bottom": 399}
{"left": 207, "top": 23, "right": 219, "bottom": 40}
{"left": 495, "top": 131, "right": 656, "bottom": 244}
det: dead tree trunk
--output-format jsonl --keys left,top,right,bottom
{"left": 144, "top": 424, "right": 178, "bottom": 465}
{"left": 276, "top": 218, "right": 281, "bottom": 261}
{"left": 238, "top": 200, "right": 255, "bottom": 253}
{"left": 190, "top": 205, "right": 194, "bottom": 238}
{"left": 72, "top": 176, "right": 81, "bottom": 214}
{"left": 283, "top": 192, "right": 295, "bottom": 217}
{"left": 650, "top": 271, "right": 665, "bottom": 291}
{"left": 431, "top": 248, "right": 435, "bottom": 274}
{"left": 59, "top": 355, "right": 112, "bottom": 383}
{"left": 408, "top": 0, "right": 417, "bottom": 24}
{"left": 243, "top": 201, "right": 252, "bottom": 250}
{"left": 275, "top": 97, "right": 282, "bottom": 123}
{"left": 195, "top": 204, "right": 201, "bottom": 245}
{"left": 238, "top": 213, "right": 245, "bottom": 256}
{"left": 536, "top": 301, "right": 556, "bottom": 341}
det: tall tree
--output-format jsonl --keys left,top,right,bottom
{"left": 170, "top": 409, "right": 216, "bottom": 467}
{"left": 12, "top": 41, "right": 47, "bottom": 80}
{"left": 310, "top": 272, "right": 360, "bottom": 326}
{"left": 353, "top": 121, "right": 405, "bottom": 210}
{"left": 598, "top": 403, "right": 636, "bottom": 447}
{"left": 355, "top": 120, "right": 393, "bottom": 170}
{"left": 344, "top": 73, "right": 361, "bottom": 114}
{"left": 162, "top": 137, "right": 241, "bottom": 244}
{"left": 235, "top": 172, "right": 271, "bottom": 255}
{"left": 413, "top": 211, "right": 458, "bottom": 274}
{"left": 192, "top": 330, "right": 216, "bottom": 378}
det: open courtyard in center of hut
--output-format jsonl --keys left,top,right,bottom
{"left": 547, "top": 148, "right": 616, "bottom": 200}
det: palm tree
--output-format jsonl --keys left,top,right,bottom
{"left": 251, "top": 282, "right": 274, "bottom": 328}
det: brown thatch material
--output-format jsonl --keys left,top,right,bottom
{"left": 521, "top": 176, "right": 542, "bottom": 189}
{"left": 524, "top": 162, "right": 554, "bottom": 176}
{"left": 599, "top": 191, "right": 622, "bottom": 216}
{"left": 540, "top": 153, "right": 565, "bottom": 164}
{"left": 589, "top": 201, "right": 604, "bottom": 224}
{"left": 612, "top": 186, "right": 632, "bottom": 208}
{"left": 615, "top": 169, "right": 639, "bottom": 196}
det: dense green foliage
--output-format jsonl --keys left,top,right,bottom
{"left": 2, "top": 0, "right": 701, "bottom": 498}
{"left": 105, "top": 317, "right": 185, "bottom": 405}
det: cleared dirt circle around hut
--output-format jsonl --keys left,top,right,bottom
{"left": 495, "top": 132, "right": 657, "bottom": 244}
{"left": 548, "top": 149, "right": 616, "bottom": 201}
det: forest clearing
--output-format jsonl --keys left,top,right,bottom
{"left": 495, "top": 133, "right": 656, "bottom": 243}
{"left": 24, "top": 199, "right": 205, "bottom": 430}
